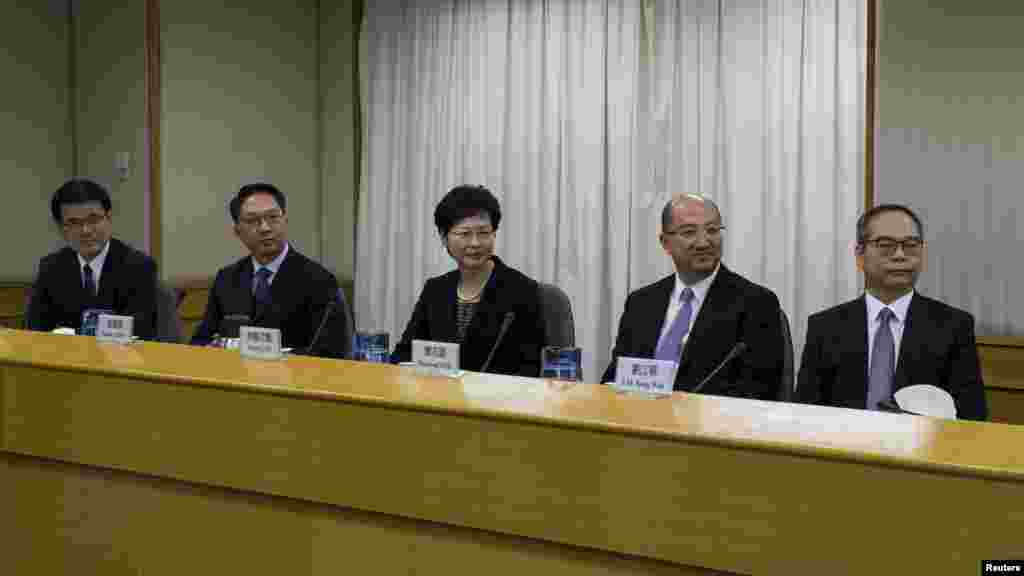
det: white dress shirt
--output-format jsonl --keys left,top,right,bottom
{"left": 251, "top": 243, "right": 289, "bottom": 293}
{"left": 657, "top": 265, "right": 720, "bottom": 350}
{"left": 865, "top": 290, "right": 914, "bottom": 369}
{"left": 77, "top": 240, "right": 111, "bottom": 294}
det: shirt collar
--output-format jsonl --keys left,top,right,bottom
{"left": 672, "top": 264, "right": 720, "bottom": 304}
{"left": 252, "top": 242, "right": 289, "bottom": 276}
{"left": 77, "top": 240, "right": 111, "bottom": 272}
{"left": 865, "top": 290, "right": 914, "bottom": 324}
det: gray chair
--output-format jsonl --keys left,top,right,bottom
{"left": 155, "top": 281, "right": 182, "bottom": 343}
{"left": 778, "top": 308, "right": 794, "bottom": 401}
{"left": 538, "top": 283, "right": 575, "bottom": 347}
{"left": 337, "top": 287, "right": 355, "bottom": 358}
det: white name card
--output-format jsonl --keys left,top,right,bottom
{"left": 240, "top": 326, "right": 283, "bottom": 360}
{"left": 614, "top": 357, "right": 677, "bottom": 397}
{"left": 96, "top": 314, "right": 134, "bottom": 344}
{"left": 412, "top": 339, "right": 460, "bottom": 377}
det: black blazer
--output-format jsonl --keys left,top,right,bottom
{"left": 601, "top": 266, "right": 785, "bottom": 400}
{"left": 796, "top": 293, "right": 987, "bottom": 421}
{"left": 27, "top": 237, "right": 158, "bottom": 339}
{"left": 190, "top": 247, "right": 346, "bottom": 358}
{"left": 391, "top": 256, "right": 546, "bottom": 377}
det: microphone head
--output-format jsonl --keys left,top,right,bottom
{"left": 733, "top": 342, "right": 748, "bottom": 355}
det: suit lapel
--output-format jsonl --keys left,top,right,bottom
{"left": 436, "top": 272, "right": 460, "bottom": 343}
{"left": 894, "top": 293, "right": 924, "bottom": 393}
{"left": 62, "top": 248, "right": 90, "bottom": 314}
{"left": 644, "top": 275, "right": 675, "bottom": 357}
{"left": 237, "top": 260, "right": 256, "bottom": 321}
{"left": 845, "top": 296, "right": 870, "bottom": 408}
{"left": 95, "top": 240, "right": 116, "bottom": 304}
{"left": 679, "top": 268, "right": 731, "bottom": 374}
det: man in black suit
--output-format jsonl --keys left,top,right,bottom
{"left": 602, "top": 194, "right": 785, "bottom": 399}
{"left": 27, "top": 179, "right": 158, "bottom": 338}
{"left": 190, "top": 183, "right": 348, "bottom": 358}
{"left": 796, "top": 204, "right": 987, "bottom": 420}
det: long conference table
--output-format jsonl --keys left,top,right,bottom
{"left": 1, "top": 329, "right": 1021, "bottom": 575}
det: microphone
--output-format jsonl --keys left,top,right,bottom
{"left": 302, "top": 300, "right": 337, "bottom": 356}
{"left": 479, "top": 312, "right": 515, "bottom": 373}
{"left": 691, "top": 342, "right": 748, "bottom": 394}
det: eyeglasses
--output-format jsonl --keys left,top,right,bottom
{"left": 62, "top": 213, "right": 108, "bottom": 231}
{"left": 449, "top": 228, "right": 495, "bottom": 242}
{"left": 863, "top": 236, "right": 924, "bottom": 256}
{"left": 664, "top": 225, "right": 725, "bottom": 242}
{"left": 240, "top": 211, "right": 284, "bottom": 228}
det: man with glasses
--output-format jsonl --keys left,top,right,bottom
{"left": 27, "top": 179, "right": 158, "bottom": 337}
{"left": 602, "top": 194, "right": 785, "bottom": 399}
{"left": 796, "top": 204, "right": 987, "bottom": 420}
{"left": 190, "top": 183, "right": 348, "bottom": 358}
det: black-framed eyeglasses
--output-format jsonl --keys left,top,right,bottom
{"left": 863, "top": 236, "right": 924, "bottom": 256}
{"left": 664, "top": 225, "right": 725, "bottom": 241}
{"left": 240, "top": 211, "right": 284, "bottom": 228}
{"left": 62, "top": 213, "right": 108, "bottom": 231}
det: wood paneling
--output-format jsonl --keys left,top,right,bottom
{"left": 978, "top": 336, "right": 1024, "bottom": 424}
{"left": 1, "top": 330, "right": 1022, "bottom": 574}
{"left": 0, "top": 283, "right": 30, "bottom": 329}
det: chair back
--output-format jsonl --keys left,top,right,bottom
{"left": 337, "top": 287, "right": 355, "bottom": 358}
{"left": 778, "top": 308, "right": 795, "bottom": 401}
{"left": 538, "top": 283, "right": 575, "bottom": 347}
{"left": 155, "top": 281, "right": 183, "bottom": 343}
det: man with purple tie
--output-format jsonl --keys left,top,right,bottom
{"left": 796, "top": 204, "right": 987, "bottom": 420}
{"left": 602, "top": 194, "right": 785, "bottom": 399}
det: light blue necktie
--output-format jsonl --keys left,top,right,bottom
{"left": 655, "top": 288, "right": 694, "bottom": 362}
{"left": 867, "top": 308, "right": 896, "bottom": 410}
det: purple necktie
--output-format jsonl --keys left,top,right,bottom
{"left": 867, "top": 308, "right": 896, "bottom": 410}
{"left": 655, "top": 287, "right": 694, "bottom": 362}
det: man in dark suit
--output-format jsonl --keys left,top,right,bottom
{"left": 796, "top": 204, "right": 987, "bottom": 420}
{"left": 27, "top": 179, "right": 158, "bottom": 338}
{"left": 602, "top": 194, "right": 785, "bottom": 399}
{"left": 190, "top": 183, "right": 348, "bottom": 358}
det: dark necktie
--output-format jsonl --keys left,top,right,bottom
{"left": 655, "top": 287, "right": 695, "bottom": 362}
{"left": 254, "top": 267, "right": 273, "bottom": 309}
{"left": 83, "top": 264, "right": 97, "bottom": 297}
{"left": 867, "top": 308, "right": 896, "bottom": 410}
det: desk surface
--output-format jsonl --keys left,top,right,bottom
{"left": 2, "top": 328, "right": 1021, "bottom": 482}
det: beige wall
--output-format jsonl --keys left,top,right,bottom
{"left": 75, "top": 0, "right": 147, "bottom": 253}
{"left": 160, "top": 0, "right": 321, "bottom": 280}
{"left": 878, "top": 0, "right": 1024, "bottom": 334}
{"left": 0, "top": 3, "right": 72, "bottom": 280}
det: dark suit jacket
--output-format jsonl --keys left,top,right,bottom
{"left": 601, "top": 266, "right": 785, "bottom": 400}
{"left": 190, "top": 247, "right": 346, "bottom": 358}
{"left": 391, "top": 256, "right": 546, "bottom": 377}
{"left": 796, "top": 293, "right": 988, "bottom": 421}
{"left": 27, "top": 237, "right": 158, "bottom": 339}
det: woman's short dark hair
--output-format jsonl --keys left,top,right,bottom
{"left": 434, "top": 185, "right": 502, "bottom": 236}
{"left": 51, "top": 179, "right": 112, "bottom": 223}
{"left": 229, "top": 183, "right": 287, "bottom": 224}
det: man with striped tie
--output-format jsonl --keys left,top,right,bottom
{"left": 602, "top": 194, "right": 785, "bottom": 400}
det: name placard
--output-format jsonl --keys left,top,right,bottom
{"left": 240, "top": 326, "right": 283, "bottom": 360}
{"left": 614, "top": 357, "right": 677, "bottom": 397}
{"left": 96, "top": 314, "right": 134, "bottom": 344}
{"left": 412, "top": 339, "right": 460, "bottom": 377}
